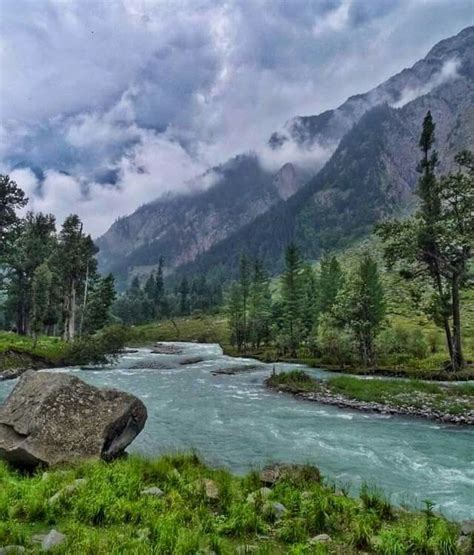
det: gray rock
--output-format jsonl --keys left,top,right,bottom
{"left": 41, "top": 530, "right": 66, "bottom": 551}
{"left": 247, "top": 487, "right": 272, "bottom": 504}
{"left": 0, "top": 547, "right": 25, "bottom": 554}
{"left": 203, "top": 479, "right": 219, "bottom": 500}
{"left": 0, "top": 371, "right": 147, "bottom": 467}
{"left": 263, "top": 501, "right": 287, "bottom": 518}
{"left": 48, "top": 478, "right": 88, "bottom": 505}
{"left": 141, "top": 486, "right": 164, "bottom": 497}
{"left": 259, "top": 463, "right": 321, "bottom": 486}
{"left": 460, "top": 520, "right": 474, "bottom": 536}
{"left": 310, "top": 534, "right": 332, "bottom": 544}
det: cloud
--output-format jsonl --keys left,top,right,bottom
{"left": 392, "top": 58, "right": 461, "bottom": 108}
{"left": 0, "top": 0, "right": 472, "bottom": 236}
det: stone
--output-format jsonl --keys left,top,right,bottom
{"left": 460, "top": 520, "right": 474, "bottom": 536}
{"left": 179, "top": 357, "right": 204, "bottom": 365}
{"left": 263, "top": 501, "right": 287, "bottom": 518}
{"left": 203, "top": 479, "right": 219, "bottom": 500}
{"left": 41, "top": 530, "right": 66, "bottom": 551}
{"left": 310, "top": 534, "right": 332, "bottom": 544}
{"left": 0, "top": 547, "right": 25, "bottom": 554}
{"left": 42, "top": 530, "right": 66, "bottom": 551}
{"left": 151, "top": 344, "right": 183, "bottom": 355}
{"left": 0, "top": 371, "right": 147, "bottom": 467}
{"left": 259, "top": 464, "right": 321, "bottom": 486}
{"left": 247, "top": 487, "right": 272, "bottom": 504}
{"left": 48, "top": 479, "right": 88, "bottom": 505}
{"left": 141, "top": 486, "right": 164, "bottom": 497}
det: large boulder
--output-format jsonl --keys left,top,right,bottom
{"left": 0, "top": 371, "right": 147, "bottom": 467}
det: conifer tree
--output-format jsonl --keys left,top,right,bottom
{"left": 281, "top": 243, "right": 304, "bottom": 356}
{"left": 377, "top": 113, "right": 474, "bottom": 371}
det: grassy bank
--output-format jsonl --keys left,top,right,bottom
{"left": 0, "top": 325, "right": 128, "bottom": 379}
{"left": 129, "top": 315, "right": 474, "bottom": 381}
{"left": 0, "top": 454, "right": 469, "bottom": 554}
{"left": 267, "top": 371, "right": 474, "bottom": 423}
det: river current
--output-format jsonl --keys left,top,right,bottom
{"left": 0, "top": 342, "right": 472, "bottom": 520}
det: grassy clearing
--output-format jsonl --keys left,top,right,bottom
{"left": 0, "top": 454, "right": 468, "bottom": 554}
{"left": 267, "top": 371, "right": 474, "bottom": 418}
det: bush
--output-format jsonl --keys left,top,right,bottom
{"left": 64, "top": 324, "right": 130, "bottom": 366}
{"left": 376, "top": 326, "right": 428, "bottom": 360}
{"left": 316, "top": 316, "right": 354, "bottom": 365}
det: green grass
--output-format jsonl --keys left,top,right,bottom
{"left": 128, "top": 315, "right": 230, "bottom": 347}
{"left": 0, "top": 454, "right": 467, "bottom": 554}
{"left": 267, "top": 372, "right": 474, "bottom": 418}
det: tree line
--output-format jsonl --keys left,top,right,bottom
{"left": 227, "top": 113, "right": 473, "bottom": 371}
{"left": 112, "top": 259, "right": 223, "bottom": 325}
{"left": 0, "top": 177, "right": 116, "bottom": 342}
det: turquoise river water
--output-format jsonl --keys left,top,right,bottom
{"left": 0, "top": 342, "right": 472, "bottom": 520}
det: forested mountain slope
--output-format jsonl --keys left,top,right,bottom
{"left": 179, "top": 72, "right": 474, "bottom": 278}
{"left": 97, "top": 26, "right": 474, "bottom": 286}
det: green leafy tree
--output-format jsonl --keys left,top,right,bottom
{"left": 83, "top": 274, "right": 117, "bottom": 334}
{"left": 31, "top": 262, "right": 53, "bottom": 345}
{"left": 0, "top": 174, "right": 28, "bottom": 258}
{"left": 336, "top": 253, "right": 385, "bottom": 366}
{"left": 239, "top": 254, "right": 251, "bottom": 348}
{"left": 57, "top": 215, "right": 98, "bottom": 341}
{"left": 4, "top": 212, "right": 57, "bottom": 334}
{"left": 377, "top": 113, "right": 474, "bottom": 371}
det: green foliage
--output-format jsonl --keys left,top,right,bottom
{"left": 0, "top": 454, "right": 464, "bottom": 554}
{"left": 377, "top": 114, "right": 474, "bottom": 371}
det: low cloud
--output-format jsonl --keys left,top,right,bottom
{"left": 1, "top": 1, "right": 472, "bottom": 236}
{"left": 392, "top": 58, "right": 461, "bottom": 108}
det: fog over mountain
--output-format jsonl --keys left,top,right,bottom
{"left": 1, "top": 0, "right": 473, "bottom": 236}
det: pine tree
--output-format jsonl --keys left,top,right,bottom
{"left": 57, "top": 215, "right": 98, "bottom": 341}
{"left": 227, "top": 282, "right": 244, "bottom": 351}
{"left": 179, "top": 276, "right": 190, "bottom": 315}
{"left": 239, "top": 254, "right": 251, "bottom": 348}
{"left": 281, "top": 243, "right": 305, "bottom": 356}
{"left": 83, "top": 274, "right": 116, "bottom": 334}
{"left": 0, "top": 174, "right": 28, "bottom": 258}
{"left": 31, "top": 263, "right": 53, "bottom": 345}
{"left": 377, "top": 113, "right": 474, "bottom": 371}
{"left": 248, "top": 259, "right": 272, "bottom": 348}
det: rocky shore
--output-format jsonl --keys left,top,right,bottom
{"left": 266, "top": 380, "right": 474, "bottom": 425}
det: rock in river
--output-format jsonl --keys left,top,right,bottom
{"left": 0, "top": 370, "right": 147, "bottom": 467}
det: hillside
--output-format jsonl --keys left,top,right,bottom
{"left": 97, "top": 26, "right": 474, "bottom": 286}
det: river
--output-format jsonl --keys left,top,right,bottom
{"left": 1, "top": 342, "right": 472, "bottom": 520}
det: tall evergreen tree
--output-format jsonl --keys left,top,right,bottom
{"left": 239, "top": 254, "right": 251, "bottom": 348}
{"left": 377, "top": 113, "right": 474, "bottom": 371}
{"left": 30, "top": 262, "right": 53, "bottom": 344}
{"left": 0, "top": 174, "right": 28, "bottom": 258}
{"left": 280, "top": 243, "right": 305, "bottom": 356}
{"left": 248, "top": 259, "right": 272, "bottom": 348}
{"left": 57, "top": 215, "right": 98, "bottom": 341}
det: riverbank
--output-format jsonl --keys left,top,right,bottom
{"left": 1, "top": 453, "right": 471, "bottom": 554}
{"left": 267, "top": 371, "right": 474, "bottom": 425}
{"left": 128, "top": 315, "right": 474, "bottom": 381}
{"left": 0, "top": 326, "right": 128, "bottom": 381}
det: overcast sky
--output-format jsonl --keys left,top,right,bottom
{"left": 0, "top": 0, "right": 472, "bottom": 237}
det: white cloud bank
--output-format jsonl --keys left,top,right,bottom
{"left": 0, "top": 0, "right": 472, "bottom": 236}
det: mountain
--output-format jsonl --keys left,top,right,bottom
{"left": 97, "top": 154, "right": 309, "bottom": 286}
{"left": 97, "top": 26, "right": 474, "bottom": 286}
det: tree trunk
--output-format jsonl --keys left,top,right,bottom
{"left": 68, "top": 280, "right": 76, "bottom": 341}
{"left": 433, "top": 270, "right": 454, "bottom": 364}
{"left": 451, "top": 273, "right": 464, "bottom": 371}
